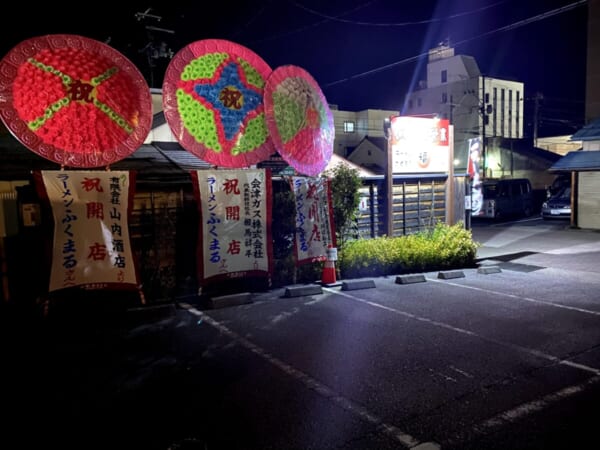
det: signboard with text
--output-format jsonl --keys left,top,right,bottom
{"left": 290, "top": 176, "right": 336, "bottom": 266}
{"left": 390, "top": 116, "right": 450, "bottom": 173}
{"left": 193, "top": 169, "right": 273, "bottom": 284}
{"left": 36, "top": 170, "right": 139, "bottom": 293}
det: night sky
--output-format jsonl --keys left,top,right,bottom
{"left": 2, "top": 0, "right": 588, "bottom": 137}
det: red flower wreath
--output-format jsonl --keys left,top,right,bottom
{"left": 0, "top": 35, "right": 152, "bottom": 167}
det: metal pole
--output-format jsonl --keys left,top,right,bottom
{"left": 386, "top": 125, "right": 394, "bottom": 237}
{"left": 510, "top": 138, "right": 514, "bottom": 177}
{"left": 482, "top": 75, "right": 486, "bottom": 180}
{"left": 466, "top": 177, "right": 472, "bottom": 230}
{"left": 446, "top": 125, "right": 455, "bottom": 225}
{"left": 533, "top": 92, "right": 542, "bottom": 148}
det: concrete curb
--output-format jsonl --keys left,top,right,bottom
{"left": 125, "top": 303, "right": 177, "bottom": 325}
{"left": 396, "top": 274, "right": 427, "bottom": 284}
{"left": 478, "top": 265, "right": 502, "bottom": 274}
{"left": 438, "top": 270, "right": 465, "bottom": 279}
{"left": 284, "top": 285, "right": 323, "bottom": 298}
{"left": 211, "top": 292, "right": 253, "bottom": 309}
{"left": 341, "top": 279, "right": 376, "bottom": 291}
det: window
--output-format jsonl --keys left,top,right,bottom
{"left": 441, "top": 92, "right": 448, "bottom": 104}
{"left": 515, "top": 91, "right": 521, "bottom": 138}
{"left": 408, "top": 99, "right": 413, "bottom": 109}
{"left": 493, "top": 88, "right": 497, "bottom": 135}
{"left": 343, "top": 121, "right": 355, "bottom": 133}
{"left": 417, "top": 98, "right": 422, "bottom": 107}
{"left": 501, "top": 89, "right": 505, "bottom": 134}
{"left": 508, "top": 90, "right": 513, "bottom": 138}
{"left": 441, "top": 70, "right": 447, "bottom": 83}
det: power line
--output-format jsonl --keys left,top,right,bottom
{"left": 249, "top": 0, "right": 377, "bottom": 44}
{"left": 251, "top": 0, "right": 506, "bottom": 45}
{"left": 289, "top": 0, "right": 506, "bottom": 27}
{"left": 228, "top": 4, "right": 268, "bottom": 40}
{"left": 322, "top": 0, "right": 587, "bottom": 88}
{"left": 452, "top": 0, "right": 586, "bottom": 45}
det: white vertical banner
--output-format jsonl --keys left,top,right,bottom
{"left": 40, "top": 170, "right": 138, "bottom": 292}
{"left": 290, "top": 176, "right": 336, "bottom": 266}
{"left": 194, "top": 169, "right": 272, "bottom": 283}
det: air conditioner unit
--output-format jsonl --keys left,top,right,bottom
{"left": 0, "top": 192, "right": 19, "bottom": 237}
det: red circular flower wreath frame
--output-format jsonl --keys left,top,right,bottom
{"left": 0, "top": 34, "right": 152, "bottom": 168}
{"left": 264, "top": 65, "right": 334, "bottom": 177}
{"left": 162, "top": 39, "right": 275, "bottom": 168}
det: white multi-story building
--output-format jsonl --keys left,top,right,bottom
{"left": 404, "top": 44, "right": 524, "bottom": 177}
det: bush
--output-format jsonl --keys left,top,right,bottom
{"left": 337, "top": 222, "right": 479, "bottom": 279}
{"left": 269, "top": 175, "right": 479, "bottom": 287}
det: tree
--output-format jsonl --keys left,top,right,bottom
{"left": 326, "top": 164, "right": 362, "bottom": 250}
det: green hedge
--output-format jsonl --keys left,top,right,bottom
{"left": 337, "top": 222, "right": 480, "bottom": 279}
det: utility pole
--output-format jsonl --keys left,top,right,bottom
{"left": 480, "top": 75, "right": 493, "bottom": 179}
{"left": 135, "top": 7, "right": 175, "bottom": 88}
{"left": 533, "top": 92, "right": 543, "bottom": 147}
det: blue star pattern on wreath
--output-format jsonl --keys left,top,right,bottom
{"left": 194, "top": 62, "right": 263, "bottom": 141}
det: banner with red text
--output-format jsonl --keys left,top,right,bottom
{"left": 36, "top": 170, "right": 139, "bottom": 292}
{"left": 192, "top": 169, "right": 273, "bottom": 284}
{"left": 290, "top": 176, "right": 336, "bottom": 266}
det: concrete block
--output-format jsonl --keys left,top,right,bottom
{"left": 395, "top": 274, "right": 427, "bottom": 284}
{"left": 319, "top": 280, "right": 343, "bottom": 288}
{"left": 478, "top": 265, "right": 502, "bottom": 274}
{"left": 126, "top": 303, "right": 177, "bottom": 324}
{"left": 211, "top": 292, "right": 253, "bottom": 309}
{"left": 437, "top": 270, "right": 465, "bottom": 279}
{"left": 284, "top": 285, "right": 323, "bottom": 298}
{"left": 341, "top": 279, "right": 376, "bottom": 291}
{"left": 412, "top": 442, "right": 441, "bottom": 450}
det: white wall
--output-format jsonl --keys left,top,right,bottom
{"left": 485, "top": 77, "right": 525, "bottom": 139}
{"left": 427, "top": 55, "right": 479, "bottom": 88}
{"left": 583, "top": 141, "right": 600, "bottom": 150}
{"left": 404, "top": 49, "right": 524, "bottom": 173}
{"left": 578, "top": 171, "right": 600, "bottom": 229}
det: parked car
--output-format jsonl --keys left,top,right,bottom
{"left": 541, "top": 187, "right": 571, "bottom": 220}
{"left": 547, "top": 174, "right": 570, "bottom": 198}
{"left": 472, "top": 178, "right": 534, "bottom": 219}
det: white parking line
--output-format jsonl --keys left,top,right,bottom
{"left": 325, "top": 288, "right": 600, "bottom": 376}
{"left": 546, "top": 241, "right": 600, "bottom": 254}
{"left": 426, "top": 277, "right": 600, "bottom": 317}
{"left": 447, "top": 375, "right": 600, "bottom": 447}
{"left": 324, "top": 287, "right": 600, "bottom": 446}
{"left": 179, "top": 303, "right": 441, "bottom": 450}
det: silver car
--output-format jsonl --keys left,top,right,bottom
{"left": 541, "top": 187, "right": 571, "bottom": 220}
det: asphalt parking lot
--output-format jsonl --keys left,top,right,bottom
{"left": 3, "top": 219, "right": 600, "bottom": 449}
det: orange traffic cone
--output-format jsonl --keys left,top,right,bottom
{"left": 321, "top": 245, "right": 337, "bottom": 285}
{"left": 321, "top": 259, "right": 336, "bottom": 285}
